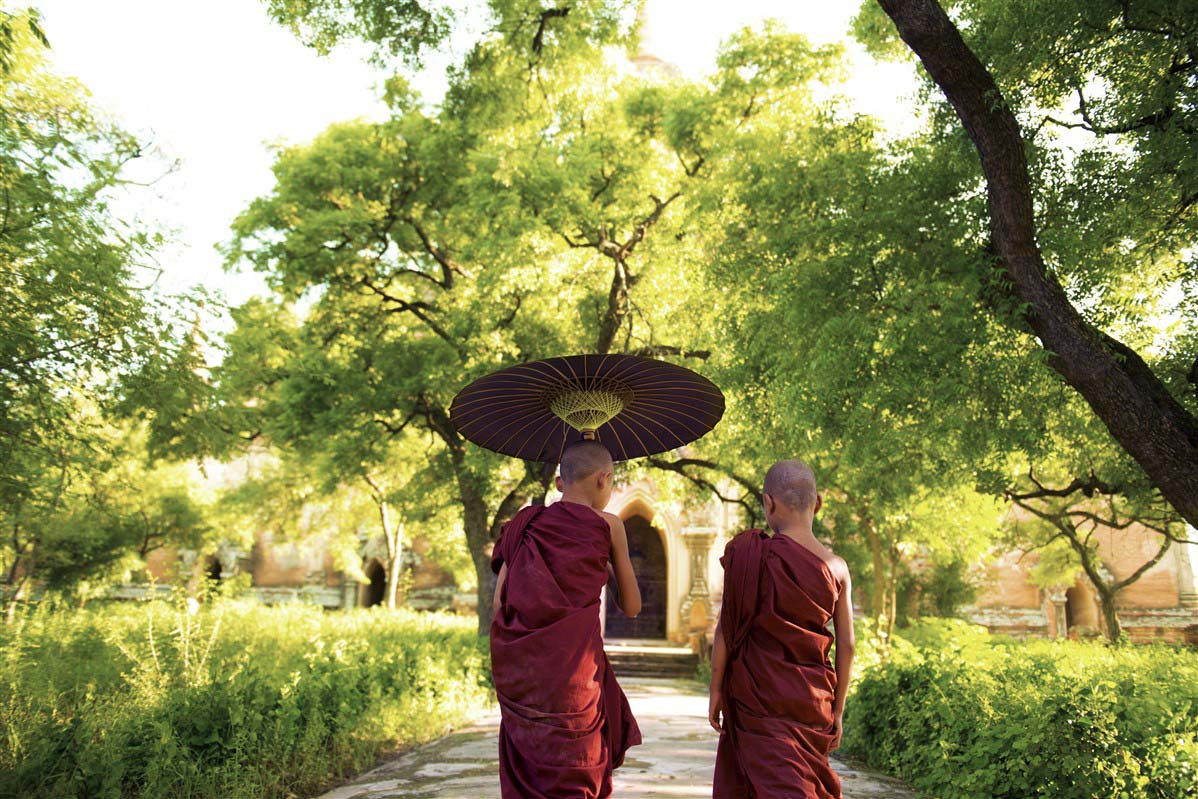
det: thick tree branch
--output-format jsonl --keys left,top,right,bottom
{"left": 1113, "top": 535, "right": 1172, "bottom": 592}
{"left": 373, "top": 408, "right": 419, "bottom": 436}
{"left": 404, "top": 217, "right": 462, "bottom": 287}
{"left": 1117, "top": 0, "right": 1173, "bottom": 37}
{"left": 646, "top": 456, "right": 763, "bottom": 526}
{"left": 530, "top": 6, "right": 569, "bottom": 55}
{"left": 357, "top": 277, "right": 466, "bottom": 359}
{"left": 488, "top": 460, "right": 553, "bottom": 539}
{"left": 627, "top": 345, "right": 711, "bottom": 361}
{"left": 877, "top": 0, "right": 1198, "bottom": 527}
{"left": 1007, "top": 469, "right": 1121, "bottom": 501}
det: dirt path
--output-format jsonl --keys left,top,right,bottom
{"left": 317, "top": 678, "right": 917, "bottom": 799}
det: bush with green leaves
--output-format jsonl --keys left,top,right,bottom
{"left": 845, "top": 620, "right": 1198, "bottom": 799}
{"left": 0, "top": 599, "right": 492, "bottom": 799}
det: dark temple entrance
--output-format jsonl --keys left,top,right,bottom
{"left": 606, "top": 514, "right": 667, "bottom": 639}
{"left": 361, "top": 559, "right": 386, "bottom": 608}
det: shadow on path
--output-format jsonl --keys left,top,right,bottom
{"left": 317, "top": 678, "right": 917, "bottom": 799}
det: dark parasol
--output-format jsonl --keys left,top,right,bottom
{"left": 449, "top": 353, "right": 724, "bottom": 463}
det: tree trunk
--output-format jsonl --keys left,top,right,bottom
{"left": 3, "top": 574, "right": 28, "bottom": 625}
{"left": 426, "top": 401, "right": 544, "bottom": 635}
{"left": 363, "top": 475, "right": 405, "bottom": 611}
{"left": 385, "top": 521, "right": 404, "bottom": 611}
{"left": 455, "top": 468, "right": 495, "bottom": 635}
{"left": 876, "top": 0, "right": 1198, "bottom": 527}
{"left": 885, "top": 544, "right": 900, "bottom": 642}
{"left": 865, "top": 519, "right": 890, "bottom": 642}
{"left": 596, "top": 255, "right": 630, "bottom": 355}
{"left": 1096, "top": 586, "right": 1123, "bottom": 645}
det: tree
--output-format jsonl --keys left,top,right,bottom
{"left": 0, "top": 15, "right": 196, "bottom": 619}
{"left": 216, "top": 5, "right": 754, "bottom": 631}
{"left": 863, "top": 0, "right": 1198, "bottom": 527}
{"left": 683, "top": 34, "right": 1027, "bottom": 638}
{"left": 1000, "top": 384, "right": 1196, "bottom": 644}
{"left": 38, "top": 428, "right": 213, "bottom": 605}
{"left": 262, "top": 0, "right": 452, "bottom": 66}
{"left": 216, "top": 111, "right": 565, "bottom": 629}
{"left": 0, "top": 7, "right": 46, "bottom": 73}
{"left": 1007, "top": 470, "right": 1193, "bottom": 643}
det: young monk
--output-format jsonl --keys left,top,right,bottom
{"left": 490, "top": 439, "right": 643, "bottom": 799}
{"left": 708, "top": 459, "right": 855, "bottom": 799}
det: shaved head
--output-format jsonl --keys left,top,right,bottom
{"left": 559, "top": 440, "right": 614, "bottom": 485}
{"left": 763, "top": 460, "right": 818, "bottom": 512}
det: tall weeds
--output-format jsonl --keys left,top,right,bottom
{"left": 0, "top": 597, "right": 491, "bottom": 798}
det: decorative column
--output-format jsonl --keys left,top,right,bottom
{"left": 1046, "top": 588, "right": 1068, "bottom": 639}
{"left": 679, "top": 527, "right": 718, "bottom": 647}
{"left": 1176, "top": 531, "right": 1198, "bottom": 610}
{"left": 216, "top": 543, "right": 243, "bottom": 579}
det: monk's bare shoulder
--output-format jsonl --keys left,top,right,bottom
{"left": 598, "top": 510, "right": 623, "bottom": 527}
{"left": 599, "top": 511, "right": 626, "bottom": 537}
{"left": 807, "top": 538, "right": 850, "bottom": 583}
{"left": 825, "top": 553, "right": 851, "bottom": 585}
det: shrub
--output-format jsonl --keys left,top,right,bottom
{"left": 843, "top": 620, "right": 1198, "bottom": 799}
{"left": 0, "top": 598, "right": 492, "bottom": 799}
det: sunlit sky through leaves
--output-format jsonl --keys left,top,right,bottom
{"left": 34, "top": 0, "right": 920, "bottom": 313}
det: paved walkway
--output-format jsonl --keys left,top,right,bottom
{"left": 318, "top": 679, "right": 917, "bottom": 799}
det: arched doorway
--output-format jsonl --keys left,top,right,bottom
{"left": 606, "top": 514, "right": 667, "bottom": 639}
{"left": 361, "top": 559, "right": 386, "bottom": 608}
{"left": 1065, "top": 580, "right": 1099, "bottom": 636}
{"left": 204, "top": 555, "right": 222, "bottom": 583}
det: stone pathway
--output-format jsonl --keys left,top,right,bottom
{"left": 317, "top": 679, "right": 918, "bottom": 799}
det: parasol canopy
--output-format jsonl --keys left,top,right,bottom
{"left": 449, "top": 353, "right": 724, "bottom": 463}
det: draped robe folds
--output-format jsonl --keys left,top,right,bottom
{"left": 490, "top": 502, "right": 641, "bottom": 799}
{"left": 714, "top": 529, "right": 842, "bottom": 799}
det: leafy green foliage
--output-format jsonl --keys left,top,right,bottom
{"left": 0, "top": 9, "right": 204, "bottom": 610}
{"left": 691, "top": 32, "right": 1021, "bottom": 629}
{"left": 263, "top": 0, "right": 452, "bottom": 65}
{"left": 0, "top": 599, "right": 491, "bottom": 798}
{"left": 845, "top": 620, "right": 1198, "bottom": 799}
{"left": 0, "top": 7, "right": 46, "bottom": 73}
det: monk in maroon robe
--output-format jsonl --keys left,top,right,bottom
{"left": 708, "top": 460, "right": 856, "bottom": 799}
{"left": 490, "top": 440, "right": 643, "bottom": 799}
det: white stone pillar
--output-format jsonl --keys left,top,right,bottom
{"left": 679, "top": 528, "right": 717, "bottom": 646}
{"left": 1046, "top": 589, "right": 1068, "bottom": 639}
{"left": 1176, "top": 528, "right": 1198, "bottom": 609}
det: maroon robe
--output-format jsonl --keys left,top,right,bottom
{"left": 713, "top": 529, "right": 842, "bottom": 799}
{"left": 490, "top": 501, "right": 641, "bottom": 799}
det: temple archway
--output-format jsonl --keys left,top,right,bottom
{"left": 606, "top": 514, "right": 668, "bottom": 639}
{"left": 1065, "top": 578, "right": 1099, "bottom": 636}
{"left": 361, "top": 558, "right": 386, "bottom": 608}
{"left": 204, "top": 555, "right": 222, "bottom": 583}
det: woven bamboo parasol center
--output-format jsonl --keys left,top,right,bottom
{"left": 544, "top": 378, "right": 633, "bottom": 434}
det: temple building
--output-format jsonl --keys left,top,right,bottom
{"left": 118, "top": 474, "right": 1198, "bottom": 651}
{"left": 965, "top": 522, "right": 1198, "bottom": 645}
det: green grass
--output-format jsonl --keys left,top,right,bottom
{"left": 0, "top": 598, "right": 492, "bottom": 799}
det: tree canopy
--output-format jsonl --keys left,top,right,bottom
{"left": 4, "top": 0, "right": 1194, "bottom": 632}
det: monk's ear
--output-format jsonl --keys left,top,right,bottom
{"left": 813, "top": 494, "right": 823, "bottom": 515}
{"left": 555, "top": 475, "right": 564, "bottom": 493}
{"left": 763, "top": 493, "right": 774, "bottom": 516}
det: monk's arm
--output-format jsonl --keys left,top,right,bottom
{"left": 606, "top": 515, "right": 642, "bottom": 617}
{"left": 708, "top": 617, "right": 728, "bottom": 732}
{"left": 493, "top": 562, "right": 507, "bottom": 613}
{"left": 831, "top": 567, "right": 855, "bottom": 724}
{"left": 710, "top": 618, "right": 728, "bottom": 685}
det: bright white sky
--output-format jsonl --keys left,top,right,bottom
{"left": 33, "top": 0, "right": 919, "bottom": 312}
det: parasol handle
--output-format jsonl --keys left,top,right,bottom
{"left": 582, "top": 430, "right": 597, "bottom": 441}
